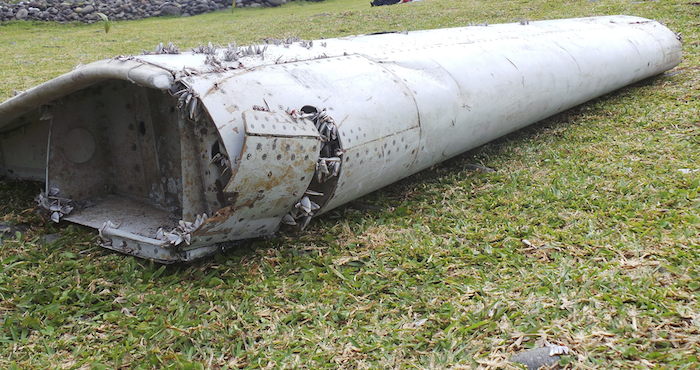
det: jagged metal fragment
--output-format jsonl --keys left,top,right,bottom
{"left": 193, "top": 42, "right": 217, "bottom": 54}
{"left": 0, "top": 16, "right": 681, "bottom": 262}
{"left": 148, "top": 42, "right": 180, "bottom": 55}
{"left": 37, "top": 187, "right": 75, "bottom": 223}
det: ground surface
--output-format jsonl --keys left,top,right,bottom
{"left": 0, "top": 0, "right": 698, "bottom": 368}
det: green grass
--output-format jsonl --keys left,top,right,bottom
{"left": 1, "top": 0, "right": 699, "bottom": 367}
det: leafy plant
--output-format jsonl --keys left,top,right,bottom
{"left": 96, "top": 12, "right": 111, "bottom": 33}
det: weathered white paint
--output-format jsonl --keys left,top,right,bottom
{"left": 0, "top": 16, "right": 681, "bottom": 262}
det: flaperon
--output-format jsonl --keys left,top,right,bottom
{"left": 0, "top": 16, "right": 682, "bottom": 262}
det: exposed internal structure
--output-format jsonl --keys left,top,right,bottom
{"left": 36, "top": 80, "right": 230, "bottom": 247}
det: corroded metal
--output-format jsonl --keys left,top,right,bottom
{"left": 0, "top": 16, "right": 681, "bottom": 262}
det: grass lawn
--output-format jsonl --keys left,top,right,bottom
{"left": 1, "top": 0, "right": 698, "bottom": 367}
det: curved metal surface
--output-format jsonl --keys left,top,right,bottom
{"left": 0, "top": 16, "right": 682, "bottom": 262}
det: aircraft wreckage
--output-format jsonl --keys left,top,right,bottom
{"left": 0, "top": 16, "right": 681, "bottom": 262}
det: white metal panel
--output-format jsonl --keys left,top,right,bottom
{"left": 324, "top": 127, "right": 420, "bottom": 211}
{"left": 190, "top": 110, "right": 320, "bottom": 246}
{"left": 0, "top": 15, "right": 682, "bottom": 262}
{"left": 185, "top": 55, "right": 420, "bottom": 186}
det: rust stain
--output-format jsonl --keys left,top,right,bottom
{"left": 236, "top": 194, "right": 262, "bottom": 209}
{"left": 197, "top": 206, "right": 237, "bottom": 231}
{"left": 204, "top": 82, "right": 220, "bottom": 97}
